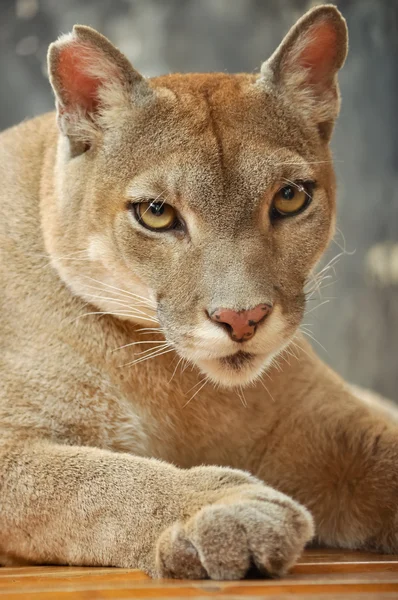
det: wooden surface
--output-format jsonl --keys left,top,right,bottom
{"left": 1, "top": 549, "right": 398, "bottom": 599}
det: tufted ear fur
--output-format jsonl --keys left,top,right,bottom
{"left": 260, "top": 5, "right": 348, "bottom": 141}
{"left": 48, "top": 25, "right": 152, "bottom": 155}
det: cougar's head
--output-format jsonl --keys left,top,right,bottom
{"left": 45, "top": 5, "right": 347, "bottom": 387}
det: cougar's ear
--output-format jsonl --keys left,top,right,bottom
{"left": 48, "top": 25, "right": 152, "bottom": 154}
{"left": 260, "top": 5, "right": 348, "bottom": 141}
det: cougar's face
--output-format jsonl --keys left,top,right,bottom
{"left": 47, "top": 8, "right": 345, "bottom": 386}
{"left": 52, "top": 75, "right": 334, "bottom": 387}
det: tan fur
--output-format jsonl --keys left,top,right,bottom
{"left": 0, "top": 5, "right": 397, "bottom": 579}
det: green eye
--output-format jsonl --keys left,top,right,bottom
{"left": 135, "top": 201, "right": 178, "bottom": 231}
{"left": 272, "top": 182, "right": 313, "bottom": 217}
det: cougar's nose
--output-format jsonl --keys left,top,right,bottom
{"left": 208, "top": 303, "right": 272, "bottom": 343}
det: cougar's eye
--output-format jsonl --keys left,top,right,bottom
{"left": 134, "top": 201, "right": 178, "bottom": 231}
{"left": 272, "top": 182, "right": 313, "bottom": 218}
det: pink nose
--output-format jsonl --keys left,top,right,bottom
{"left": 209, "top": 303, "right": 272, "bottom": 342}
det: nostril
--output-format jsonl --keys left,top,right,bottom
{"left": 221, "top": 322, "right": 234, "bottom": 337}
{"left": 206, "top": 309, "right": 233, "bottom": 335}
{"left": 247, "top": 303, "right": 273, "bottom": 325}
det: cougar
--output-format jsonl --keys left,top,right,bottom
{"left": 0, "top": 4, "right": 397, "bottom": 580}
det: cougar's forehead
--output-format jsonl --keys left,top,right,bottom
{"left": 145, "top": 72, "right": 315, "bottom": 155}
{"left": 118, "top": 73, "right": 326, "bottom": 225}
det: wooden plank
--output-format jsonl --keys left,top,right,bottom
{"left": 298, "top": 549, "right": 398, "bottom": 563}
{"left": 1, "top": 583, "right": 398, "bottom": 599}
{"left": 0, "top": 573, "right": 398, "bottom": 596}
{"left": 0, "top": 567, "right": 149, "bottom": 580}
{"left": 292, "top": 561, "right": 398, "bottom": 574}
{"left": 0, "top": 550, "right": 397, "bottom": 599}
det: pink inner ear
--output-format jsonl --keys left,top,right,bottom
{"left": 296, "top": 21, "right": 338, "bottom": 86}
{"left": 57, "top": 43, "right": 109, "bottom": 112}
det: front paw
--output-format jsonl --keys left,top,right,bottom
{"left": 156, "top": 483, "right": 314, "bottom": 580}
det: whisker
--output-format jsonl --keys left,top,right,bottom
{"left": 84, "top": 288, "right": 156, "bottom": 312}
{"left": 290, "top": 336, "right": 313, "bottom": 361}
{"left": 181, "top": 358, "right": 191, "bottom": 374}
{"left": 270, "top": 353, "right": 285, "bottom": 372}
{"left": 183, "top": 376, "right": 208, "bottom": 408}
{"left": 28, "top": 249, "right": 87, "bottom": 259}
{"left": 269, "top": 355, "right": 282, "bottom": 373}
{"left": 52, "top": 257, "right": 93, "bottom": 262}
{"left": 135, "top": 343, "right": 172, "bottom": 357}
{"left": 84, "top": 284, "right": 156, "bottom": 307}
{"left": 185, "top": 376, "right": 209, "bottom": 395}
{"left": 237, "top": 385, "right": 248, "bottom": 408}
{"left": 84, "top": 292, "right": 151, "bottom": 307}
{"left": 282, "top": 344, "right": 297, "bottom": 363}
{"left": 306, "top": 295, "right": 337, "bottom": 303}
{"left": 264, "top": 150, "right": 341, "bottom": 168}
{"left": 305, "top": 249, "right": 348, "bottom": 298}
{"left": 273, "top": 160, "right": 340, "bottom": 166}
{"left": 259, "top": 378, "right": 276, "bottom": 403}
{"left": 304, "top": 299, "right": 330, "bottom": 316}
{"left": 139, "top": 190, "right": 168, "bottom": 218}
{"left": 135, "top": 330, "right": 164, "bottom": 336}
{"left": 306, "top": 273, "right": 334, "bottom": 291}
{"left": 306, "top": 279, "right": 337, "bottom": 302}
{"left": 276, "top": 349, "right": 292, "bottom": 367}
{"left": 168, "top": 355, "right": 184, "bottom": 384}
{"left": 112, "top": 340, "right": 170, "bottom": 353}
{"left": 34, "top": 250, "right": 91, "bottom": 271}
{"left": 316, "top": 250, "right": 347, "bottom": 275}
{"left": 282, "top": 177, "right": 313, "bottom": 201}
{"left": 333, "top": 227, "right": 355, "bottom": 255}
{"left": 131, "top": 347, "right": 174, "bottom": 364}
{"left": 84, "top": 293, "right": 156, "bottom": 318}
{"left": 67, "top": 310, "right": 158, "bottom": 326}
{"left": 300, "top": 328, "right": 328, "bottom": 354}
{"left": 121, "top": 346, "right": 174, "bottom": 368}
{"left": 82, "top": 277, "right": 157, "bottom": 307}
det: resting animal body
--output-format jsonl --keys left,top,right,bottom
{"left": 0, "top": 4, "right": 397, "bottom": 579}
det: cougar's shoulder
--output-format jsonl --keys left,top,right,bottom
{"left": 0, "top": 113, "right": 57, "bottom": 255}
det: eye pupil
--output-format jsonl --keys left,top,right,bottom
{"left": 150, "top": 202, "right": 164, "bottom": 216}
{"left": 281, "top": 186, "right": 295, "bottom": 200}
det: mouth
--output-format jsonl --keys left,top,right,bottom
{"left": 219, "top": 351, "right": 255, "bottom": 370}
{"left": 193, "top": 349, "right": 271, "bottom": 388}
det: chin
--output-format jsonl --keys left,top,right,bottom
{"left": 196, "top": 351, "right": 273, "bottom": 388}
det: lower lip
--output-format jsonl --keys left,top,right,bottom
{"left": 220, "top": 351, "right": 254, "bottom": 370}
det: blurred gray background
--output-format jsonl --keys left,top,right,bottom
{"left": 0, "top": 0, "right": 397, "bottom": 399}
